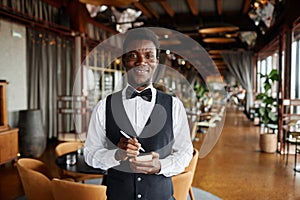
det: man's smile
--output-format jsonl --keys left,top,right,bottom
{"left": 133, "top": 67, "right": 150, "bottom": 74}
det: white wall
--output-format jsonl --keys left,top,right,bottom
{"left": 0, "top": 19, "right": 27, "bottom": 127}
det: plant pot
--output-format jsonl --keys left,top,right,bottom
{"left": 260, "top": 133, "right": 277, "bottom": 153}
{"left": 18, "top": 109, "right": 47, "bottom": 158}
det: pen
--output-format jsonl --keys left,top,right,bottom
{"left": 120, "top": 130, "right": 145, "bottom": 152}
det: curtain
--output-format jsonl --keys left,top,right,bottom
{"left": 3, "top": 0, "right": 59, "bottom": 23}
{"left": 221, "top": 51, "right": 254, "bottom": 115}
{"left": 27, "top": 28, "right": 74, "bottom": 138}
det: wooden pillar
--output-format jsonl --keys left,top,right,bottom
{"left": 283, "top": 28, "right": 292, "bottom": 99}
{"left": 66, "top": 1, "right": 89, "bottom": 34}
{"left": 278, "top": 26, "right": 292, "bottom": 153}
{"left": 278, "top": 32, "right": 284, "bottom": 153}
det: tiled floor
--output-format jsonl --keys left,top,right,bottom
{"left": 0, "top": 105, "right": 300, "bottom": 200}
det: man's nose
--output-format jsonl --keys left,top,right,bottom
{"left": 136, "top": 54, "right": 147, "bottom": 64}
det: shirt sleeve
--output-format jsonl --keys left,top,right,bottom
{"left": 83, "top": 98, "right": 121, "bottom": 170}
{"left": 158, "top": 96, "right": 194, "bottom": 177}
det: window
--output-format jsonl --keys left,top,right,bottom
{"left": 256, "top": 54, "right": 279, "bottom": 96}
{"left": 291, "top": 39, "right": 300, "bottom": 98}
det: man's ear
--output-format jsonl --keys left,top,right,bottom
{"left": 121, "top": 55, "right": 128, "bottom": 71}
{"left": 156, "top": 49, "right": 160, "bottom": 59}
{"left": 122, "top": 54, "right": 126, "bottom": 65}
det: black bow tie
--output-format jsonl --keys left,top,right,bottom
{"left": 126, "top": 87, "right": 152, "bottom": 102}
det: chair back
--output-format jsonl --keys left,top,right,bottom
{"left": 172, "top": 148, "right": 199, "bottom": 200}
{"left": 185, "top": 148, "right": 199, "bottom": 178}
{"left": 17, "top": 158, "right": 54, "bottom": 200}
{"left": 55, "top": 141, "right": 103, "bottom": 182}
{"left": 172, "top": 171, "right": 193, "bottom": 200}
{"left": 186, "top": 111, "right": 200, "bottom": 140}
{"left": 55, "top": 141, "right": 83, "bottom": 157}
{"left": 51, "top": 178, "right": 107, "bottom": 200}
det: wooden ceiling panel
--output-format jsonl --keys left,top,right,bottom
{"left": 74, "top": 0, "right": 289, "bottom": 71}
{"left": 242, "top": 0, "right": 252, "bottom": 14}
{"left": 216, "top": 0, "right": 223, "bottom": 15}
{"left": 133, "top": 2, "right": 153, "bottom": 18}
{"left": 143, "top": 2, "right": 160, "bottom": 19}
{"left": 159, "top": 1, "right": 175, "bottom": 17}
{"left": 186, "top": 0, "right": 198, "bottom": 16}
{"left": 197, "top": 0, "right": 216, "bottom": 13}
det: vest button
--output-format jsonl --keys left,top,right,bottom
{"left": 137, "top": 177, "right": 142, "bottom": 181}
{"left": 137, "top": 194, "right": 142, "bottom": 198}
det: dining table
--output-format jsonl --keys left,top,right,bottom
{"left": 56, "top": 150, "right": 107, "bottom": 175}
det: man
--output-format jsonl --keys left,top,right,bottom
{"left": 84, "top": 28, "right": 193, "bottom": 200}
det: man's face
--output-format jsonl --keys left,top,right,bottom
{"left": 123, "top": 39, "right": 158, "bottom": 90}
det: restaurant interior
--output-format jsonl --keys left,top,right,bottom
{"left": 1, "top": 0, "right": 300, "bottom": 199}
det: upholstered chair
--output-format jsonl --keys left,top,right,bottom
{"left": 51, "top": 178, "right": 107, "bottom": 200}
{"left": 17, "top": 158, "right": 54, "bottom": 200}
{"left": 55, "top": 141, "right": 103, "bottom": 182}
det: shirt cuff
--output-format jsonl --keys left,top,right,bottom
{"left": 157, "top": 158, "right": 171, "bottom": 176}
{"left": 94, "top": 148, "right": 121, "bottom": 169}
{"left": 109, "top": 149, "right": 121, "bottom": 166}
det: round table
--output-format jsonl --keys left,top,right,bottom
{"left": 56, "top": 151, "right": 107, "bottom": 175}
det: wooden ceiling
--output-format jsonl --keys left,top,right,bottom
{"left": 42, "top": 0, "right": 290, "bottom": 71}
{"left": 76, "top": 0, "right": 262, "bottom": 70}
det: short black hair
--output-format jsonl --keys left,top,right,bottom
{"left": 123, "top": 28, "right": 160, "bottom": 56}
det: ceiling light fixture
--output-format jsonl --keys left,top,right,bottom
{"left": 203, "top": 38, "right": 236, "bottom": 43}
{"left": 248, "top": 0, "right": 275, "bottom": 29}
{"left": 198, "top": 26, "right": 239, "bottom": 34}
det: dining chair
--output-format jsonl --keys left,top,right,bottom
{"left": 172, "top": 148, "right": 199, "bottom": 200}
{"left": 51, "top": 178, "right": 107, "bottom": 200}
{"left": 172, "top": 171, "right": 193, "bottom": 200}
{"left": 198, "top": 106, "right": 225, "bottom": 131}
{"left": 186, "top": 110, "right": 200, "bottom": 141}
{"left": 55, "top": 141, "right": 103, "bottom": 182}
{"left": 16, "top": 158, "right": 54, "bottom": 200}
{"left": 185, "top": 148, "right": 199, "bottom": 200}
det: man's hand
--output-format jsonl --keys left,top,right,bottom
{"left": 115, "top": 137, "right": 141, "bottom": 161}
{"left": 129, "top": 152, "right": 161, "bottom": 174}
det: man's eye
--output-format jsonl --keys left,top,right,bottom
{"left": 146, "top": 53, "right": 155, "bottom": 59}
{"left": 127, "top": 52, "right": 137, "bottom": 59}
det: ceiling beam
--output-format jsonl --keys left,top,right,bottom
{"left": 186, "top": 0, "right": 199, "bottom": 16}
{"left": 160, "top": 1, "right": 175, "bottom": 17}
{"left": 133, "top": 2, "right": 153, "bottom": 19}
{"left": 78, "top": 0, "right": 136, "bottom": 7}
{"left": 143, "top": 2, "right": 160, "bottom": 19}
{"left": 213, "top": 60, "right": 226, "bottom": 66}
{"left": 216, "top": 0, "right": 223, "bottom": 15}
{"left": 209, "top": 54, "right": 222, "bottom": 59}
{"left": 156, "top": 13, "right": 257, "bottom": 31}
{"left": 242, "top": 0, "right": 252, "bottom": 14}
{"left": 216, "top": 65, "right": 228, "bottom": 70}
{"left": 42, "top": 0, "right": 68, "bottom": 8}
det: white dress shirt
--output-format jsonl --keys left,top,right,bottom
{"left": 84, "top": 84, "right": 193, "bottom": 177}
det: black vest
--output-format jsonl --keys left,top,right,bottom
{"left": 105, "top": 90, "right": 174, "bottom": 200}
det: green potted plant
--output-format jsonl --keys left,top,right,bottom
{"left": 194, "top": 84, "right": 207, "bottom": 100}
{"left": 194, "top": 84, "right": 209, "bottom": 112}
{"left": 256, "top": 69, "right": 279, "bottom": 153}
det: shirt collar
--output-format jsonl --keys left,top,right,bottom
{"left": 122, "top": 83, "right": 156, "bottom": 100}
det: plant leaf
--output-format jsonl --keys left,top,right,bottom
{"left": 268, "top": 112, "right": 277, "bottom": 121}
{"left": 259, "top": 107, "right": 265, "bottom": 116}
{"left": 265, "top": 97, "right": 274, "bottom": 104}
{"left": 264, "top": 81, "right": 271, "bottom": 91}
{"left": 256, "top": 93, "right": 264, "bottom": 100}
{"left": 269, "top": 69, "right": 279, "bottom": 81}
